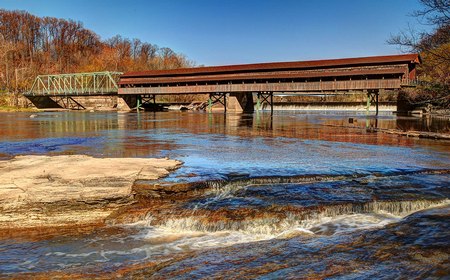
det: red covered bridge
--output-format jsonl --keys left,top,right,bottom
{"left": 118, "top": 54, "right": 420, "bottom": 114}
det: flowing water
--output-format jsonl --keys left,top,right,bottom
{"left": 0, "top": 111, "right": 449, "bottom": 278}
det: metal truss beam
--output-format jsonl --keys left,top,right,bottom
{"left": 208, "top": 93, "right": 227, "bottom": 112}
{"left": 25, "top": 71, "right": 122, "bottom": 97}
{"left": 256, "top": 91, "right": 274, "bottom": 115}
{"left": 366, "top": 89, "right": 379, "bottom": 116}
{"left": 53, "top": 97, "right": 86, "bottom": 110}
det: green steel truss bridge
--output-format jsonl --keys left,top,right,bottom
{"left": 24, "top": 71, "right": 122, "bottom": 110}
{"left": 25, "top": 71, "right": 122, "bottom": 97}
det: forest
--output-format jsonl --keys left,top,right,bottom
{"left": 0, "top": 9, "right": 194, "bottom": 94}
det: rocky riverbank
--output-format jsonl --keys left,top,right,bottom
{"left": 0, "top": 155, "right": 181, "bottom": 234}
{"left": 8, "top": 171, "right": 449, "bottom": 278}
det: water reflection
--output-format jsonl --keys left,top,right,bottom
{"left": 332, "top": 113, "right": 450, "bottom": 133}
{"left": 0, "top": 111, "right": 448, "bottom": 140}
{"left": 397, "top": 115, "right": 450, "bottom": 132}
{"left": 1, "top": 111, "right": 449, "bottom": 160}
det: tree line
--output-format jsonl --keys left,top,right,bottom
{"left": 0, "top": 9, "right": 194, "bottom": 93}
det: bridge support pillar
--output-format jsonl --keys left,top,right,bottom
{"left": 256, "top": 92, "right": 274, "bottom": 115}
{"left": 228, "top": 93, "right": 254, "bottom": 113}
{"left": 136, "top": 95, "right": 142, "bottom": 111}
{"left": 366, "top": 90, "right": 379, "bottom": 116}
{"left": 117, "top": 95, "right": 138, "bottom": 111}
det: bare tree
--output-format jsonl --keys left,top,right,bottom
{"left": 0, "top": 34, "right": 15, "bottom": 89}
{"left": 413, "top": 0, "right": 450, "bottom": 26}
{"left": 388, "top": 0, "right": 450, "bottom": 60}
{"left": 388, "top": 1, "right": 450, "bottom": 109}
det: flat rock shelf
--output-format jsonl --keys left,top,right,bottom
{"left": 0, "top": 155, "right": 181, "bottom": 230}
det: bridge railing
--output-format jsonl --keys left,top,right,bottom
{"left": 25, "top": 71, "right": 122, "bottom": 96}
{"left": 401, "top": 78, "right": 422, "bottom": 87}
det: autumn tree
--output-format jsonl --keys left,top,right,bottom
{"left": 0, "top": 9, "right": 194, "bottom": 97}
{"left": 388, "top": 0, "right": 450, "bottom": 109}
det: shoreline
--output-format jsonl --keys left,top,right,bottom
{"left": 0, "top": 106, "right": 39, "bottom": 112}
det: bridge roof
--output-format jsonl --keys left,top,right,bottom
{"left": 121, "top": 54, "right": 420, "bottom": 79}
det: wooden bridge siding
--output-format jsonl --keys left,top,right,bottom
{"left": 118, "top": 66, "right": 408, "bottom": 85}
{"left": 118, "top": 79, "right": 402, "bottom": 95}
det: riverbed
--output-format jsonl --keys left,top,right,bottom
{"left": 0, "top": 111, "right": 449, "bottom": 278}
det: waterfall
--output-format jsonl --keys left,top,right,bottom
{"left": 153, "top": 199, "right": 449, "bottom": 236}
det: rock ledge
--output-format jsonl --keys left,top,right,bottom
{"left": 0, "top": 155, "right": 181, "bottom": 229}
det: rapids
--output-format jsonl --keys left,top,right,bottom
{"left": 0, "top": 111, "right": 449, "bottom": 277}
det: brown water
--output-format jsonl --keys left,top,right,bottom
{"left": 0, "top": 111, "right": 449, "bottom": 278}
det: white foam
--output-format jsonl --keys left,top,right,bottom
{"left": 152, "top": 199, "right": 450, "bottom": 237}
{"left": 33, "top": 200, "right": 449, "bottom": 270}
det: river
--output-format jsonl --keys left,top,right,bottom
{"left": 0, "top": 111, "right": 449, "bottom": 278}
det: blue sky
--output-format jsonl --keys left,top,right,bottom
{"left": 0, "top": 0, "right": 425, "bottom": 66}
